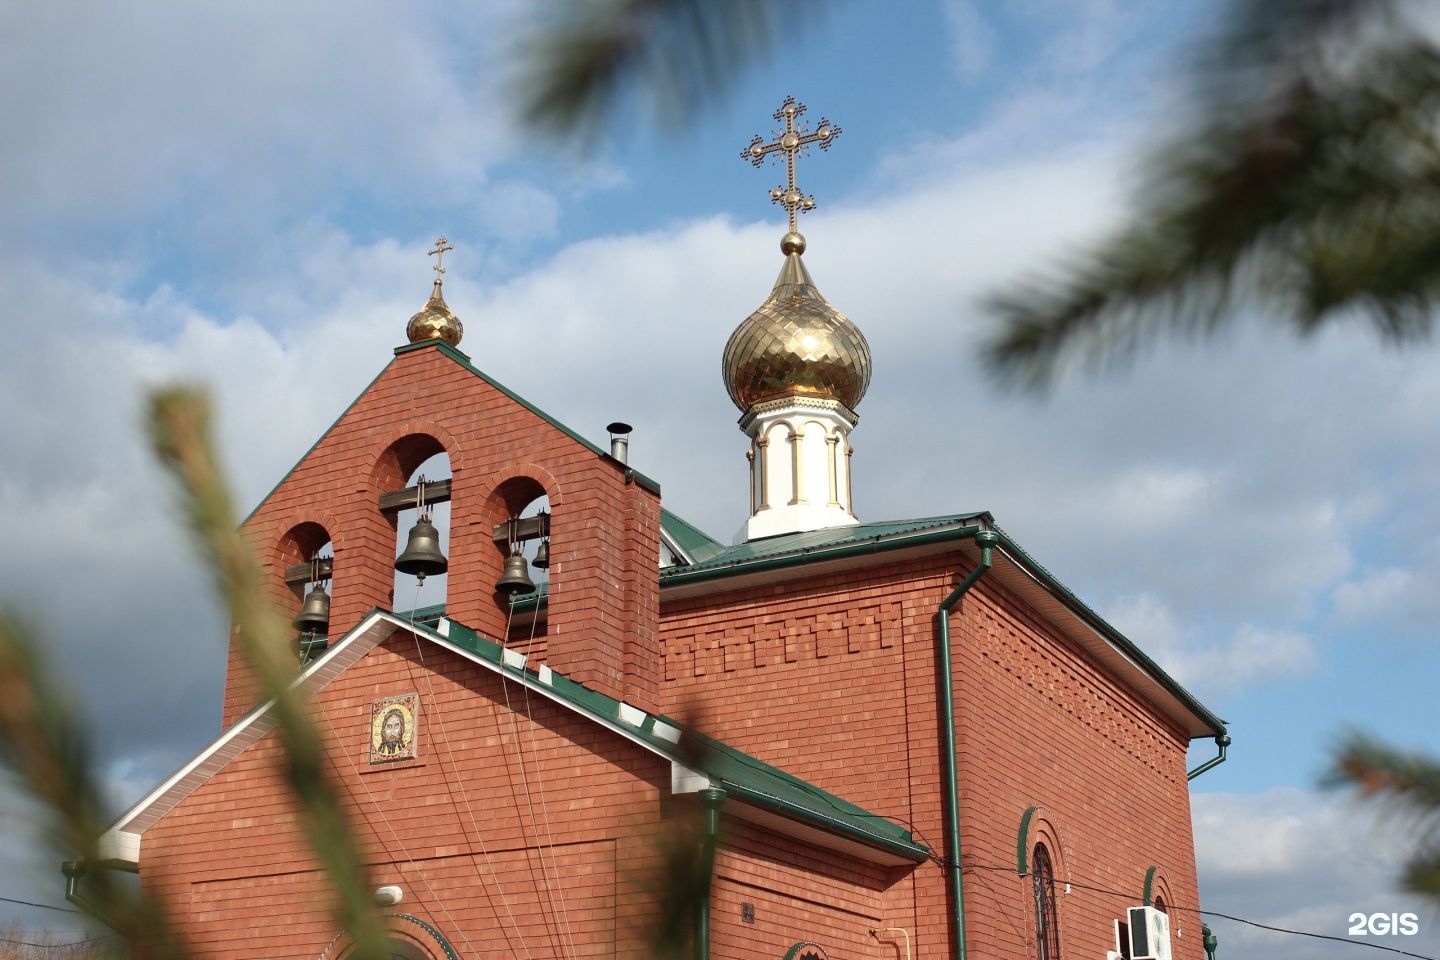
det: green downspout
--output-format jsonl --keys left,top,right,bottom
{"left": 936, "top": 528, "right": 998, "bottom": 960}
{"left": 1203, "top": 923, "right": 1218, "bottom": 959}
{"left": 1187, "top": 734, "right": 1231, "bottom": 780}
{"left": 695, "top": 787, "right": 727, "bottom": 960}
{"left": 62, "top": 860, "right": 129, "bottom": 932}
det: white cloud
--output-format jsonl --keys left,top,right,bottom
{"left": 1107, "top": 595, "right": 1317, "bottom": 698}
{"left": 1333, "top": 568, "right": 1420, "bottom": 624}
{"left": 1193, "top": 789, "right": 1440, "bottom": 959}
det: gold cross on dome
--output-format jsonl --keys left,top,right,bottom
{"left": 428, "top": 236, "right": 454, "bottom": 276}
{"left": 741, "top": 96, "right": 842, "bottom": 234}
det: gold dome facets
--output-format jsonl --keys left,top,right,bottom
{"left": 723, "top": 245, "right": 871, "bottom": 412}
{"left": 407, "top": 279, "right": 464, "bottom": 347}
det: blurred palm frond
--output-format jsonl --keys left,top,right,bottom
{"left": 981, "top": 0, "right": 1440, "bottom": 389}
{"left": 518, "top": 0, "right": 820, "bottom": 138}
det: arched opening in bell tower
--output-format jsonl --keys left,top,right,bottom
{"left": 277, "top": 521, "right": 333, "bottom": 663}
{"left": 377, "top": 434, "right": 452, "bottom": 620}
{"left": 489, "top": 475, "right": 552, "bottom": 655}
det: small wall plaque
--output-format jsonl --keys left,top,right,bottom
{"left": 370, "top": 693, "right": 419, "bottom": 764}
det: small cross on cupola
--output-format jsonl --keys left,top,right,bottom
{"left": 429, "top": 235, "right": 454, "bottom": 275}
{"left": 406, "top": 235, "right": 464, "bottom": 347}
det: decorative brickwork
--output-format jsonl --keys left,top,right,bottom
{"left": 132, "top": 337, "right": 1213, "bottom": 960}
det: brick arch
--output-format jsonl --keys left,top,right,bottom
{"left": 438, "top": 462, "right": 567, "bottom": 630}
{"left": 487, "top": 462, "right": 565, "bottom": 514}
{"left": 1143, "top": 864, "right": 1184, "bottom": 938}
{"left": 1017, "top": 805, "right": 1072, "bottom": 891}
{"left": 1018, "top": 805, "right": 1072, "bottom": 960}
{"left": 370, "top": 424, "right": 459, "bottom": 496}
{"left": 268, "top": 512, "right": 342, "bottom": 601}
{"left": 1143, "top": 864, "right": 1174, "bottom": 909}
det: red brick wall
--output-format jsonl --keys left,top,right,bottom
{"left": 148, "top": 633, "right": 897, "bottom": 960}
{"left": 148, "top": 635, "right": 673, "bottom": 960}
{"left": 659, "top": 550, "right": 1204, "bottom": 960}
{"left": 712, "top": 822, "right": 892, "bottom": 960}
{"left": 232, "top": 343, "right": 662, "bottom": 725}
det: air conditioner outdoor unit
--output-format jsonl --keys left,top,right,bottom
{"left": 1127, "top": 906, "right": 1171, "bottom": 960}
{"left": 1112, "top": 919, "right": 1131, "bottom": 960}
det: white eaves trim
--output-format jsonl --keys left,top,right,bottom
{"left": 101, "top": 611, "right": 701, "bottom": 867}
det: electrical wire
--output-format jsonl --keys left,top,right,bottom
{"left": 681, "top": 725, "right": 1429, "bottom": 960}
{"left": 405, "top": 580, "right": 535, "bottom": 960}
{"left": 0, "top": 932, "right": 117, "bottom": 948}
{"left": 513, "top": 585, "right": 580, "bottom": 959}
{"left": 963, "top": 861, "right": 1439, "bottom": 960}
{"left": 495, "top": 592, "right": 570, "bottom": 960}
{"left": 317, "top": 704, "right": 480, "bottom": 960}
{"left": 0, "top": 897, "right": 84, "bottom": 914}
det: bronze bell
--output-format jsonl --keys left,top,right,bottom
{"left": 395, "top": 515, "right": 448, "bottom": 578}
{"left": 496, "top": 553, "right": 536, "bottom": 595}
{"left": 532, "top": 538, "right": 550, "bottom": 570}
{"left": 292, "top": 584, "right": 330, "bottom": 634}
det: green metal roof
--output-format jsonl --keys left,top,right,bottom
{"left": 432, "top": 615, "right": 928, "bottom": 861}
{"left": 652, "top": 510, "right": 1226, "bottom": 738}
{"left": 660, "top": 509, "right": 728, "bottom": 564}
{"left": 658, "top": 513, "right": 991, "bottom": 583}
{"left": 397, "top": 341, "right": 663, "bottom": 494}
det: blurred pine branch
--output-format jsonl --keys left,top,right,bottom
{"left": 1325, "top": 732, "right": 1440, "bottom": 901}
{"left": 146, "top": 387, "right": 390, "bottom": 960}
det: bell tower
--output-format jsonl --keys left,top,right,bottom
{"left": 234, "top": 240, "right": 663, "bottom": 724}
{"left": 724, "top": 98, "right": 871, "bottom": 542}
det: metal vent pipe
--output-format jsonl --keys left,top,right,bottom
{"left": 607, "top": 421, "right": 632, "bottom": 464}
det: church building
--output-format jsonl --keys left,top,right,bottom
{"left": 95, "top": 99, "right": 1228, "bottom": 960}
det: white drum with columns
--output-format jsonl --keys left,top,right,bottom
{"left": 737, "top": 397, "right": 858, "bottom": 542}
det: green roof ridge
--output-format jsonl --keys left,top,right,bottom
{"left": 246, "top": 340, "right": 661, "bottom": 525}
{"left": 411, "top": 340, "right": 664, "bottom": 494}
{"left": 988, "top": 524, "right": 1227, "bottom": 736}
{"left": 240, "top": 362, "right": 394, "bottom": 525}
{"left": 660, "top": 508, "right": 727, "bottom": 563}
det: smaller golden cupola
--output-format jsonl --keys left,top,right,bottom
{"left": 407, "top": 236, "right": 464, "bottom": 347}
{"left": 727, "top": 98, "right": 867, "bottom": 543}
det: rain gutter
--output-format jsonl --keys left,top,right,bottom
{"left": 935, "top": 527, "right": 998, "bottom": 960}
{"left": 1186, "top": 734, "right": 1231, "bottom": 780}
{"left": 61, "top": 859, "right": 132, "bottom": 932}
{"left": 659, "top": 522, "right": 989, "bottom": 589}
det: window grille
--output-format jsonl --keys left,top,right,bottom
{"left": 1032, "top": 842, "right": 1061, "bottom": 960}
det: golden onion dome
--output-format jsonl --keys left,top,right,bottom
{"left": 723, "top": 232, "right": 871, "bottom": 412}
{"left": 406, "top": 279, "right": 464, "bottom": 347}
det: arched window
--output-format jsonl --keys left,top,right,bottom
{"left": 1153, "top": 894, "right": 1167, "bottom": 914}
{"left": 1032, "top": 842, "right": 1061, "bottom": 960}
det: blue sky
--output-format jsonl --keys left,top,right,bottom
{"left": 3, "top": 2, "right": 1439, "bottom": 957}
